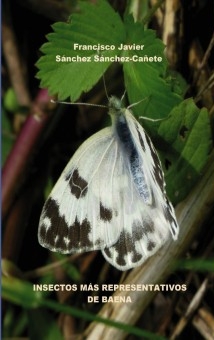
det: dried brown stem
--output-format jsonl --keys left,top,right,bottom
{"left": 189, "top": 40, "right": 214, "bottom": 109}
{"left": 199, "top": 33, "right": 214, "bottom": 70}
{"left": 170, "top": 278, "right": 209, "bottom": 339}
{"left": 192, "top": 307, "right": 214, "bottom": 340}
{"left": 162, "top": 0, "right": 183, "bottom": 68}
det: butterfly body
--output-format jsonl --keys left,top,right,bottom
{"left": 112, "top": 102, "right": 151, "bottom": 204}
{"left": 38, "top": 96, "right": 179, "bottom": 270}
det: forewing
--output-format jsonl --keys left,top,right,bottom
{"left": 38, "top": 127, "right": 124, "bottom": 254}
{"left": 125, "top": 109, "right": 179, "bottom": 239}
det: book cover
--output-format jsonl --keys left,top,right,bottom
{"left": 2, "top": 1, "right": 214, "bottom": 339}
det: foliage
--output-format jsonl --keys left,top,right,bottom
{"left": 36, "top": 0, "right": 212, "bottom": 204}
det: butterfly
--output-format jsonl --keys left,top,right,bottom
{"left": 38, "top": 95, "right": 179, "bottom": 270}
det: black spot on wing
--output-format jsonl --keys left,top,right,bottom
{"left": 132, "top": 220, "right": 143, "bottom": 240}
{"left": 136, "top": 123, "right": 163, "bottom": 188}
{"left": 69, "top": 217, "right": 92, "bottom": 249}
{"left": 144, "top": 132, "right": 159, "bottom": 165}
{"left": 163, "top": 198, "right": 178, "bottom": 237}
{"left": 137, "top": 128, "right": 146, "bottom": 151}
{"left": 103, "top": 230, "right": 143, "bottom": 267}
{"left": 147, "top": 240, "right": 156, "bottom": 251}
{"left": 144, "top": 132, "right": 165, "bottom": 192}
{"left": 115, "top": 231, "right": 143, "bottom": 266}
{"left": 95, "top": 238, "right": 103, "bottom": 246}
{"left": 100, "top": 203, "right": 113, "bottom": 222}
{"left": 142, "top": 219, "right": 155, "bottom": 234}
{"left": 133, "top": 219, "right": 155, "bottom": 239}
{"left": 103, "top": 216, "right": 159, "bottom": 269}
{"left": 39, "top": 198, "right": 92, "bottom": 252}
{"left": 65, "top": 169, "right": 88, "bottom": 199}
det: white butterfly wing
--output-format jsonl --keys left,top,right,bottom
{"left": 39, "top": 127, "right": 127, "bottom": 254}
{"left": 125, "top": 109, "right": 179, "bottom": 237}
{"left": 102, "top": 108, "right": 179, "bottom": 270}
{"left": 39, "top": 97, "right": 179, "bottom": 271}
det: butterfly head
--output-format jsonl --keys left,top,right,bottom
{"left": 108, "top": 96, "right": 124, "bottom": 119}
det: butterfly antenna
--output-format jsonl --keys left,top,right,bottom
{"left": 127, "top": 97, "right": 148, "bottom": 109}
{"left": 121, "top": 89, "right": 127, "bottom": 102}
{"left": 102, "top": 74, "right": 109, "bottom": 100}
{"left": 51, "top": 99, "right": 107, "bottom": 109}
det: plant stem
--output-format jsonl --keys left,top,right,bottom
{"left": 142, "top": 0, "right": 165, "bottom": 26}
{"left": 2, "top": 89, "right": 52, "bottom": 218}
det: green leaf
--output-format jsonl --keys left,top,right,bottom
{"left": 175, "top": 258, "right": 214, "bottom": 272}
{"left": 123, "top": 16, "right": 182, "bottom": 127}
{"left": 165, "top": 69, "right": 188, "bottom": 97}
{"left": 2, "top": 276, "right": 42, "bottom": 308}
{"left": 36, "top": 0, "right": 125, "bottom": 100}
{"left": 36, "top": 0, "right": 182, "bottom": 119}
{"left": 158, "top": 98, "right": 212, "bottom": 203}
{"left": 4, "top": 87, "right": 20, "bottom": 112}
